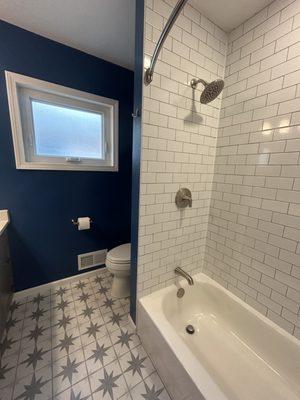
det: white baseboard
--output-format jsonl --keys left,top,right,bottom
{"left": 128, "top": 314, "right": 136, "bottom": 332}
{"left": 14, "top": 267, "right": 107, "bottom": 300}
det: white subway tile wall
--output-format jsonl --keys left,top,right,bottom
{"left": 204, "top": 0, "right": 300, "bottom": 338}
{"left": 138, "top": 0, "right": 227, "bottom": 297}
{"left": 138, "top": 0, "right": 300, "bottom": 339}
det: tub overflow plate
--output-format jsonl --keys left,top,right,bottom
{"left": 186, "top": 324, "right": 195, "bottom": 334}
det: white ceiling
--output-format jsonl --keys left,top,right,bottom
{"left": 191, "top": 0, "right": 274, "bottom": 32}
{"left": 0, "top": 0, "right": 136, "bottom": 70}
{"left": 0, "top": 0, "right": 274, "bottom": 71}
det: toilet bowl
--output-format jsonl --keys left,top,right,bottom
{"left": 106, "top": 243, "right": 131, "bottom": 298}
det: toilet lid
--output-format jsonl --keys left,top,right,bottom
{"left": 107, "top": 243, "right": 131, "bottom": 264}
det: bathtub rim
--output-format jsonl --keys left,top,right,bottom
{"left": 138, "top": 272, "right": 300, "bottom": 400}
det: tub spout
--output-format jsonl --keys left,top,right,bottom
{"left": 175, "top": 267, "right": 194, "bottom": 285}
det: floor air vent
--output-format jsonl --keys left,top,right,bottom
{"left": 78, "top": 249, "right": 107, "bottom": 271}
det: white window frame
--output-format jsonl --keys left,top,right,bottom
{"left": 5, "top": 71, "right": 119, "bottom": 171}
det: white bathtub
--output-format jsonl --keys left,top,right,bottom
{"left": 138, "top": 273, "right": 300, "bottom": 400}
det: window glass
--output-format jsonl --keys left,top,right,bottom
{"left": 31, "top": 100, "right": 104, "bottom": 159}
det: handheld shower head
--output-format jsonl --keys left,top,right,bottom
{"left": 190, "top": 78, "right": 224, "bottom": 104}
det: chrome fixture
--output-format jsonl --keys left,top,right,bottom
{"left": 190, "top": 78, "right": 225, "bottom": 104}
{"left": 132, "top": 108, "right": 140, "bottom": 118}
{"left": 186, "top": 325, "right": 195, "bottom": 334}
{"left": 144, "top": 0, "right": 225, "bottom": 106}
{"left": 175, "top": 188, "right": 192, "bottom": 208}
{"left": 177, "top": 287, "right": 185, "bottom": 298}
{"left": 175, "top": 267, "right": 194, "bottom": 285}
{"left": 144, "top": 0, "right": 189, "bottom": 85}
{"left": 71, "top": 218, "right": 93, "bottom": 226}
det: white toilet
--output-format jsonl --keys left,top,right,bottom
{"left": 106, "top": 243, "right": 131, "bottom": 298}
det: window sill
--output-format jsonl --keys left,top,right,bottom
{"left": 16, "top": 162, "right": 118, "bottom": 172}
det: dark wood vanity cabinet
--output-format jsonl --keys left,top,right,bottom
{"left": 0, "top": 230, "right": 13, "bottom": 339}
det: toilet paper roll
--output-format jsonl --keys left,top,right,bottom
{"left": 77, "top": 217, "right": 90, "bottom": 231}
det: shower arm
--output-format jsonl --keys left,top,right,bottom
{"left": 190, "top": 78, "right": 208, "bottom": 89}
{"left": 144, "top": 0, "right": 189, "bottom": 85}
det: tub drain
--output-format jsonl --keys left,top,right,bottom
{"left": 186, "top": 324, "right": 195, "bottom": 334}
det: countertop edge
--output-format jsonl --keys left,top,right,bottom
{"left": 0, "top": 210, "right": 9, "bottom": 236}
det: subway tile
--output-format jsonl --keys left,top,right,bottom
{"left": 283, "top": 69, "right": 300, "bottom": 87}
{"left": 238, "top": 62, "right": 260, "bottom": 80}
{"left": 253, "top": 12, "right": 281, "bottom": 38}
{"left": 248, "top": 69, "right": 271, "bottom": 88}
{"left": 191, "top": 22, "right": 207, "bottom": 42}
{"left": 241, "top": 37, "right": 264, "bottom": 58}
{"left": 291, "top": 111, "right": 300, "bottom": 125}
{"left": 271, "top": 55, "right": 300, "bottom": 79}
{"left": 253, "top": 104, "right": 279, "bottom": 120}
{"left": 269, "top": 233, "right": 297, "bottom": 252}
{"left": 140, "top": 0, "right": 300, "bottom": 338}
{"left": 251, "top": 42, "right": 275, "bottom": 64}
{"left": 294, "top": 12, "right": 300, "bottom": 29}
{"left": 279, "top": 250, "right": 300, "bottom": 268}
{"left": 276, "top": 269, "right": 300, "bottom": 289}
{"left": 232, "top": 31, "right": 253, "bottom": 52}
{"left": 281, "top": 0, "right": 300, "bottom": 22}
{"left": 260, "top": 48, "right": 288, "bottom": 71}
{"left": 261, "top": 199, "right": 289, "bottom": 213}
{"left": 268, "top": 0, "right": 295, "bottom": 17}
{"left": 257, "top": 77, "right": 283, "bottom": 96}
{"left": 264, "top": 18, "right": 293, "bottom": 45}
{"left": 259, "top": 141, "right": 286, "bottom": 153}
{"left": 281, "top": 165, "right": 300, "bottom": 177}
{"left": 267, "top": 310, "right": 294, "bottom": 333}
{"left": 288, "top": 41, "right": 300, "bottom": 59}
{"left": 257, "top": 293, "right": 282, "bottom": 314}
{"left": 267, "top": 85, "right": 296, "bottom": 105}
{"left": 283, "top": 226, "right": 300, "bottom": 242}
{"left": 263, "top": 114, "right": 291, "bottom": 130}
{"left": 276, "top": 27, "right": 300, "bottom": 52}
{"left": 289, "top": 203, "right": 300, "bottom": 216}
{"left": 230, "top": 55, "right": 250, "bottom": 74}
{"left": 182, "top": 30, "right": 199, "bottom": 51}
{"left": 278, "top": 97, "right": 300, "bottom": 114}
{"left": 266, "top": 176, "right": 293, "bottom": 189}
{"left": 269, "top": 152, "right": 299, "bottom": 164}
{"left": 244, "top": 8, "right": 268, "bottom": 33}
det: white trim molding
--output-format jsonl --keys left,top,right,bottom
{"left": 13, "top": 267, "right": 107, "bottom": 300}
{"left": 5, "top": 71, "right": 119, "bottom": 172}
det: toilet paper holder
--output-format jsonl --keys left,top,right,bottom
{"left": 71, "top": 218, "right": 93, "bottom": 226}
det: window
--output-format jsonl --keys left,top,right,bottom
{"left": 5, "top": 71, "right": 118, "bottom": 171}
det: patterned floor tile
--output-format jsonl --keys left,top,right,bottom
{"left": 52, "top": 349, "right": 88, "bottom": 396}
{"left": 119, "top": 345, "right": 155, "bottom": 391}
{"left": 83, "top": 337, "right": 116, "bottom": 375}
{"left": 52, "top": 376, "right": 91, "bottom": 400}
{"left": 0, "top": 382, "right": 14, "bottom": 400}
{"left": 110, "top": 325, "right": 141, "bottom": 356}
{"left": 89, "top": 359, "right": 129, "bottom": 400}
{"left": 52, "top": 327, "right": 82, "bottom": 361}
{"left": 16, "top": 341, "right": 52, "bottom": 381}
{"left": 13, "top": 364, "right": 53, "bottom": 400}
{"left": 0, "top": 268, "right": 171, "bottom": 400}
{"left": 0, "top": 355, "right": 17, "bottom": 388}
{"left": 129, "top": 372, "right": 171, "bottom": 400}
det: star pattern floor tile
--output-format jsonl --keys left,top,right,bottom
{"left": 0, "top": 268, "right": 171, "bottom": 400}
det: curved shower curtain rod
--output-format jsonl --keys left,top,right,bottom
{"left": 144, "top": 0, "right": 189, "bottom": 85}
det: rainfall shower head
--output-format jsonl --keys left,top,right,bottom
{"left": 190, "top": 78, "right": 224, "bottom": 104}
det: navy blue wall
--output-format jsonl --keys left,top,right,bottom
{"left": 0, "top": 20, "right": 134, "bottom": 291}
{"left": 130, "top": 0, "right": 144, "bottom": 322}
